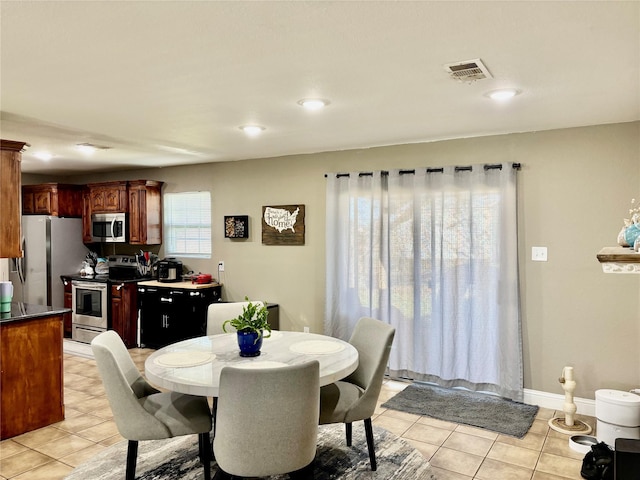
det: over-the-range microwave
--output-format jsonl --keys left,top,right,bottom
{"left": 91, "top": 213, "right": 127, "bottom": 243}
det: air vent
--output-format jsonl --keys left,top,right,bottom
{"left": 443, "top": 58, "right": 493, "bottom": 82}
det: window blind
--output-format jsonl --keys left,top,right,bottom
{"left": 164, "top": 191, "right": 212, "bottom": 258}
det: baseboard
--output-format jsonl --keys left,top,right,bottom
{"left": 524, "top": 388, "right": 595, "bottom": 417}
{"left": 63, "top": 339, "right": 94, "bottom": 359}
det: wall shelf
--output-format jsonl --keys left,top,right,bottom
{"left": 597, "top": 247, "right": 640, "bottom": 274}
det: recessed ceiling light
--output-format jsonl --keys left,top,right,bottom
{"left": 239, "top": 125, "right": 265, "bottom": 136}
{"left": 76, "top": 143, "right": 97, "bottom": 154}
{"left": 485, "top": 88, "right": 521, "bottom": 101}
{"left": 297, "top": 98, "right": 330, "bottom": 110}
{"left": 34, "top": 151, "right": 54, "bottom": 161}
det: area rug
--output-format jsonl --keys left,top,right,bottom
{"left": 382, "top": 383, "right": 538, "bottom": 438}
{"left": 65, "top": 423, "right": 435, "bottom": 479}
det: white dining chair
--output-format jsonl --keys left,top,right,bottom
{"left": 318, "top": 317, "right": 396, "bottom": 471}
{"left": 206, "top": 301, "right": 265, "bottom": 335}
{"left": 91, "top": 330, "right": 213, "bottom": 480}
{"left": 213, "top": 361, "right": 320, "bottom": 479}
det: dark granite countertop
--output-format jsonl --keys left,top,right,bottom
{"left": 61, "top": 274, "right": 152, "bottom": 284}
{"left": 1, "top": 303, "right": 70, "bottom": 324}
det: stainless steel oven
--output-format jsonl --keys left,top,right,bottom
{"left": 71, "top": 280, "right": 108, "bottom": 343}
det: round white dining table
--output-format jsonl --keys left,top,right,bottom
{"left": 144, "top": 331, "right": 359, "bottom": 397}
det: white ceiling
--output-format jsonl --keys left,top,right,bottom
{"left": 1, "top": 1, "right": 638, "bottom": 176}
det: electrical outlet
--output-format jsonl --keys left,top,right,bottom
{"left": 303, "top": 326, "right": 310, "bottom": 333}
{"left": 531, "top": 247, "right": 548, "bottom": 262}
{"left": 218, "top": 261, "right": 224, "bottom": 272}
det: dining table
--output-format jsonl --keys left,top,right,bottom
{"left": 144, "top": 330, "right": 359, "bottom": 397}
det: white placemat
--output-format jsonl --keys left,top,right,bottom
{"left": 234, "top": 361, "right": 289, "bottom": 369}
{"left": 154, "top": 351, "right": 215, "bottom": 367}
{"left": 289, "top": 340, "right": 345, "bottom": 355}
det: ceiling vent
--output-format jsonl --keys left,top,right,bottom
{"left": 443, "top": 58, "right": 493, "bottom": 83}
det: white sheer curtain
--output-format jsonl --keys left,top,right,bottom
{"left": 325, "top": 164, "right": 522, "bottom": 400}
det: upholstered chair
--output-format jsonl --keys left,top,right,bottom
{"left": 91, "top": 330, "right": 213, "bottom": 480}
{"left": 213, "top": 361, "right": 320, "bottom": 479}
{"left": 318, "top": 317, "right": 396, "bottom": 471}
{"left": 206, "top": 301, "right": 265, "bottom": 336}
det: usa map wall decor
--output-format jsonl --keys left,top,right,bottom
{"left": 262, "top": 204, "right": 305, "bottom": 245}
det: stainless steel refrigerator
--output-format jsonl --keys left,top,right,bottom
{"left": 10, "top": 216, "right": 89, "bottom": 307}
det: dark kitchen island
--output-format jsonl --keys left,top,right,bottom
{"left": 0, "top": 303, "right": 69, "bottom": 439}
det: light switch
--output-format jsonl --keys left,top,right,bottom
{"left": 532, "top": 246, "right": 548, "bottom": 262}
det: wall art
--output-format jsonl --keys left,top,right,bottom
{"left": 262, "top": 205, "right": 305, "bottom": 245}
{"left": 224, "top": 215, "right": 249, "bottom": 238}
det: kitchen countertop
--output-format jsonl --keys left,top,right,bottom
{"left": 1, "top": 302, "right": 70, "bottom": 324}
{"left": 137, "top": 280, "right": 222, "bottom": 290}
{"left": 61, "top": 274, "right": 152, "bottom": 284}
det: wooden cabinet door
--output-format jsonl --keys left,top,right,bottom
{"left": 104, "top": 188, "right": 124, "bottom": 211}
{"left": 22, "top": 191, "right": 35, "bottom": 214}
{"left": 128, "top": 187, "right": 143, "bottom": 244}
{"left": 82, "top": 191, "right": 92, "bottom": 243}
{"left": 33, "top": 190, "right": 53, "bottom": 214}
{"left": 111, "top": 283, "right": 137, "bottom": 348}
{"left": 128, "top": 180, "right": 163, "bottom": 245}
{"left": 62, "top": 277, "right": 73, "bottom": 338}
{"left": 0, "top": 140, "right": 26, "bottom": 258}
{"left": 139, "top": 286, "right": 165, "bottom": 348}
{"left": 56, "top": 185, "right": 83, "bottom": 217}
{"left": 89, "top": 188, "right": 106, "bottom": 212}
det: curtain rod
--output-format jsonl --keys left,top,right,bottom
{"left": 325, "top": 163, "right": 521, "bottom": 178}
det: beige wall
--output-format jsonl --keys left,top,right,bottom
{"left": 33, "top": 121, "right": 640, "bottom": 398}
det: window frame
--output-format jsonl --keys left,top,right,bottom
{"left": 163, "top": 191, "right": 212, "bottom": 259}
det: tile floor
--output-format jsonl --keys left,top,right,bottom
{"left": 0, "top": 347, "right": 595, "bottom": 480}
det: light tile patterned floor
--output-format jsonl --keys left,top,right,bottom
{"left": 0, "top": 348, "right": 595, "bottom": 480}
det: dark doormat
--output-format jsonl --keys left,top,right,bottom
{"left": 382, "top": 383, "right": 538, "bottom": 438}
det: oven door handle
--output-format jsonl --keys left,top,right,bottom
{"left": 72, "top": 281, "right": 107, "bottom": 290}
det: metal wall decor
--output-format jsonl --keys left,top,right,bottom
{"left": 262, "top": 205, "right": 305, "bottom": 245}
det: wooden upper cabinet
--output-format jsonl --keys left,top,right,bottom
{"left": 128, "top": 180, "right": 163, "bottom": 245}
{"left": 22, "top": 183, "right": 83, "bottom": 217}
{"left": 82, "top": 190, "right": 92, "bottom": 243}
{"left": 86, "top": 181, "right": 128, "bottom": 213}
{"left": 0, "top": 140, "right": 27, "bottom": 258}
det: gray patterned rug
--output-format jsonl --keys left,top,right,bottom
{"left": 65, "top": 423, "right": 435, "bottom": 479}
{"left": 382, "top": 383, "right": 538, "bottom": 438}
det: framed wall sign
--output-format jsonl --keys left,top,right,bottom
{"left": 262, "top": 205, "right": 305, "bottom": 245}
{"left": 224, "top": 215, "right": 249, "bottom": 238}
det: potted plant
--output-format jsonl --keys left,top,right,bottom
{"left": 222, "top": 297, "right": 271, "bottom": 357}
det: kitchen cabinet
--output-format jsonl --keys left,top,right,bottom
{"left": 1, "top": 310, "right": 64, "bottom": 439}
{"left": 86, "top": 181, "right": 128, "bottom": 213}
{"left": 62, "top": 276, "right": 73, "bottom": 337}
{"left": 0, "top": 140, "right": 27, "bottom": 258}
{"left": 110, "top": 281, "right": 138, "bottom": 348}
{"left": 138, "top": 282, "right": 221, "bottom": 349}
{"left": 128, "top": 180, "right": 163, "bottom": 245}
{"left": 82, "top": 190, "right": 92, "bottom": 243}
{"left": 22, "top": 183, "right": 83, "bottom": 217}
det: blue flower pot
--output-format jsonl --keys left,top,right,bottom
{"left": 237, "top": 329, "right": 263, "bottom": 357}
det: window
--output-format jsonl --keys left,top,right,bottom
{"left": 164, "top": 191, "right": 211, "bottom": 258}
